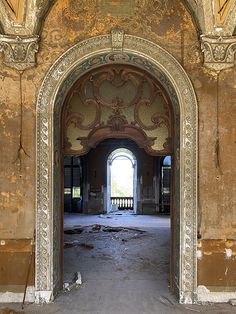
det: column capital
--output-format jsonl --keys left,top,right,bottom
{"left": 201, "top": 35, "right": 236, "bottom": 71}
{"left": 0, "top": 34, "right": 39, "bottom": 71}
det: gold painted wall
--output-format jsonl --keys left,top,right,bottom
{"left": 0, "top": 0, "right": 236, "bottom": 288}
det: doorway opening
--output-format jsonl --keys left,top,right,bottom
{"left": 62, "top": 149, "right": 174, "bottom": 301}
{"left": 107, "top": 148, "right": 137, "bottom": 213}
{"left": 60, "top": 62, "right": 175, "bottom": 297}
{"left": 36, "top": 34, "right": 198, "bottom": 304}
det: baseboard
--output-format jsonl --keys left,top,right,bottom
{"left": 35, "top": 290, "right": 53, "bottom": 303}
{"left": 197, "top": 285, "right": 236, "bottom": 303}
{"left": 0, "top": 286, "right": 35, "bottom": 303}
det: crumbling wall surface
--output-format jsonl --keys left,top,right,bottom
{"left": 0, "top": 0, "right": 235, "bottom": 291}
{"left": 196, "top": 68, "right": 236, "bottom": 240}
{"left": 196, "top": 66, "right": 236, "bottom": 289}
{"left": 0, "top": 61, "right": 37, "bottom": 291}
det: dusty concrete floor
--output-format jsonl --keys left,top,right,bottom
{"left": 1, "top": 213, "right": 235, "bottom": 314}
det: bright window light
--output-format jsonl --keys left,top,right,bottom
{"left": 111, "top": 156, "right": 134, "bottom": 197}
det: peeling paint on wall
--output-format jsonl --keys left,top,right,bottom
{"left": 0, "top": 0, "right": 236, "bottom": 288}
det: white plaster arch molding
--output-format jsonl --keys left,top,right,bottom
{"left": 36, "top": 32, "right": 198, "bottom": 304}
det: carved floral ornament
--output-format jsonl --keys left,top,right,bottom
{"left": 0, "top": 34, "right": 39, "bottom": 71}
{"left": 201, "top": 35, "right": 236, "bottom": 71}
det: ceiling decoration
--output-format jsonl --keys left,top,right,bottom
{"left": 62, "top": 65, "right": 173, "bottom": 156}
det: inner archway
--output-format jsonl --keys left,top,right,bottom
{"left": 36, "top": 33, "right": 198, "bottom": 304}
{"left": 61, "top": 62, "right": 175, "bottom": 301}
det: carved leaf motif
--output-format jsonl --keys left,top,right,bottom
{"left": 151, "top": 113, "right": 169, "bottom": 128}
{"left": 12, "top": 43, "right": 27, "bottom": 61}
{"left": 201, "top": 36, "right": 236, "bottom": 71}
{"left": 107, "top": 111, "right": 128, "bottom": 131}
{"left": 0, "top": 35, "right": 39, "bottom": 70}
{"left": 213, "top": 45, "right": 226, "bottom": 61}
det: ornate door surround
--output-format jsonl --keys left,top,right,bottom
{"left": 36, "top": 32, "right": 198, "bottom": 304}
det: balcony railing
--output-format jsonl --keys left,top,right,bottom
{"left": 111, "top": 197, "right": 133, "bottom": 210}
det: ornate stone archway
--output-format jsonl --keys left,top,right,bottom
{"left": 36, "top": 32, "right": 198, "bottom": 304}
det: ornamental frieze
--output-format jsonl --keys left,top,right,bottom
{"left": 201, "top": 35, "right": 236, "bottom": 71}
{"left": 0, "top": 34, "right": 39, "bottom": 71}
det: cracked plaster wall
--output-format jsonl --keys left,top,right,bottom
{"left": 0, "top": 0, "right": 236, "bottom": 289}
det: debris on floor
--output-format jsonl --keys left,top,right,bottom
{"left": 92, "top": 224, "right": 102, "bottom": 231}
{"left": 99, "top": 214, "right": 113, "bottom": 219}
{"left": 63, "top": 272, "right": 82, "bottom": 291}
{"left": 64, "top": 240, "right": 79, "bottom": 248}
{"left": 184, "top": 306, "right": 201, "bottom": 312}
{"left": 229, "top": 299, "right": 236, "bottom": 306}
{"left": 64, "top": 241, "right": 94, "bottom": 249}
{"left": 79, "top": 243, "right": 94, "bottom": 249}
{"left": 64, "top": 224, "right": 145, "bottom": 235}
{"left": 103, "top": 226, "right": 124, "bottom": 232}
{"left": 64, "top": 227, "right": 84, "bottom": 234}
{"left": 159, "top": 295, "right": 175, "bottom": 306}
{"left": 64, "top": 224, "right": 146, "bottom": 249}
{"left": 0, "top": 309, "right": 25, "bottom": 314}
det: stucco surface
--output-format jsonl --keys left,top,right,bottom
{"left": 0, "top": 0, "right": 236, "bottom": 290}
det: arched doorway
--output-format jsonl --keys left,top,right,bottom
{"left": 36, "top": 32, "right": 198, "bottom": 304}
{"left": 107, "top": 148, "right": 137, "bottom": 214}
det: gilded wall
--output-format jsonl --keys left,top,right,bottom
{"left": 0, "top": 0, "right": 236, "bottom": 290}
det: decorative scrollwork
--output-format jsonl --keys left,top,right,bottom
{"left": 107, "top": 110, "right": 129, "bottom": 132}
{"left": 62, "top": 64, "right": 172, "bottom": 155}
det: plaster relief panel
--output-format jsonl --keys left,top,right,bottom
{"left": 62, "top": 65, "right": 173, "bottom": 156}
